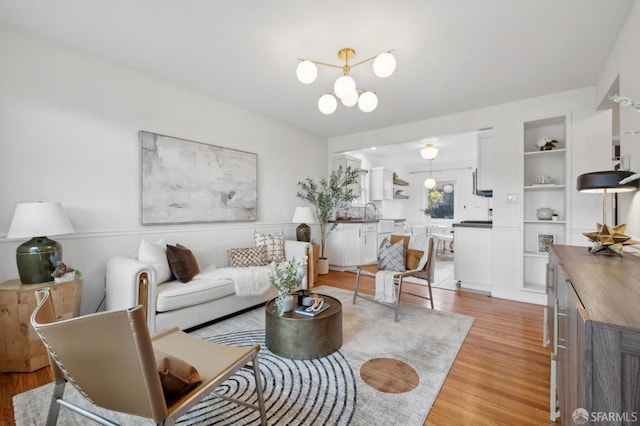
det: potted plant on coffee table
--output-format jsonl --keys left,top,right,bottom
{"left": 297, "top": 165, "right": 359, "bottom": 274}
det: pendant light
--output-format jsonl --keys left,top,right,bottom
{"left": 424, "top": 159, "right": 436, "bottom": 189}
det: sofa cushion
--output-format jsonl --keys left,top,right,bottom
{"left": 156, "top": 278, "right": 235, "bottom": 312}
{"left": 166, "top": 244, "right": 200, "bottom": 283}
{"left": 254, "top": 231, "right": 285, "bottom": 262}
{"left": 229, "top": 246, "right": 269, "bottom": 267}
{"left": 139, "top": 239, "right": 172, "bottom": 283}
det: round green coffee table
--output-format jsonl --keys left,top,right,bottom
{"left": 265, "top": 293, "right": 342, "bottom": 360}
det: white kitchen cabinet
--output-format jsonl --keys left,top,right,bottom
{"left": 326, "top": 222, "right": 377, "bottom": 269}
{"left": 453, "top": 225, "right": 492, "bottom": 292}
{"left": 370, "top": 167, "right": 393, "bottom": 200}
{"left": 362, "top": 223, "right": 378, "bottom": 264}
{"left": 521, "top": 114, "right": 569, "bottom": 294}
{"left": 476, "top": 129, "right": 494, "bottom": 191}
{"left": 333, "top": 154, "right": 365, "bottom": 206}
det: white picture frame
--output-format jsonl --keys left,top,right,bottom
{"left": 537, "top": 233, "right": 555, "bottom": 253}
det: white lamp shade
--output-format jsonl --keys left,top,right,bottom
{"left": 318, "top": 93, "right": 337, "bottom": 114}
{"left": 358, "top": 91, "right": 378, "bottom": 112}
{"left": 420, "top": 144, "right": 439, "bottom": 160}
{"left": 7, "top": 202, "right": 74, "bottom": 238}
{"left": 424, "top": 178, "right": 436, "bottom": 189}
{"left": 291, "top": 207, "right": 315, "bottom": 224}
{"left": 296, "top": 60, "right": 318, "bottom": 84}
{"left": 373, "top": 52, "right": 396, "bottom": 78}
{"left": 334, "top": 75, "right": 356, "bottom": 99}
{"left": 341, "top": 91, "right": 359, "bottom": 107}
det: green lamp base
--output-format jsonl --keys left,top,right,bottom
{"left": 16, "top": 236, "right": 62, "bottom": 284}
{"left": 296, "top": 223, "right": 311, "bottom": 242}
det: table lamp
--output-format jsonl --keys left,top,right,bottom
{"left": 7, "top": 201, "right": 75, "bottom": 283}
{"left": 291, "top": 206, "right": 315, "bottom": 242}
{"left": 577, "top": 170, "right": 638, "bottom": 255}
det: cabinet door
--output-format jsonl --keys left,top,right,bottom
{"left": 371, "top": 168, "right": 393, "bottom": 200}
{"left": 343, "top": 224, "right": 362, "bottom": 266}
{"left": 362, "top": 225, "right": 377, "bottom": 264}
{"left": 477, "top": 130, "right": 494, "bottom": 191}
{"left": 325, "top": 225, "right": 344, "bottom": 266}
{"left": 333, "top": 155, "right": 364, "bottom": 206}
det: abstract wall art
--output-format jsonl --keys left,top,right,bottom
{"left": 140, "top": 131, "right": 257, "bottom": 224}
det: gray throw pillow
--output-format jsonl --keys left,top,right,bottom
{"left": 377, "top": 238, "right": 405, "bottom": 271}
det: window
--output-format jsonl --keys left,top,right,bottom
{"left": 425, "top": 181, "right": 454, "bottom": 219}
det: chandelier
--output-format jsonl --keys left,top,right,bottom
{"left": 296, "top": 47, "right": 396, "bottom": 115}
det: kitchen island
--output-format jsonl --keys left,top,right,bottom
{"left": 452, "top": 221, "right": 492, "bottom": 293}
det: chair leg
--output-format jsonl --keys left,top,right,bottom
{"left": 46, "top": 379, "right": 66, "bottom": 426}
{"left": 353, "top": 269, "right": 362, "bottom": 304}
{"left": 395, "top": 277, "right": 404, "bottom": 322}
{"left": 252, "top": 357, "right": 267, "bottom": 426}
{"left": 427, "top": 279, "right": 434, "bottom": 309}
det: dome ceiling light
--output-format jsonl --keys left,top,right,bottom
{"left": 296, "top": 47, "right": 396, "bottom": 115}
{"left": 420, "top": 143, "right": 439, "bottom": 160}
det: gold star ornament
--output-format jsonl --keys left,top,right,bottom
{"left": 583, "top": 223, "right": 636, "bottom": 256}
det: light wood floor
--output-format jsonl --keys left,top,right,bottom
{"left": 0, "top": 271, "right": 554, "bottom": 425}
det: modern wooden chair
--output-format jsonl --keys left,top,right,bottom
{"left": 353, "top": 235, "right": 437, "bottom": 321}
{"left": 30, "top": 288, "right": 267, "bottom": 426}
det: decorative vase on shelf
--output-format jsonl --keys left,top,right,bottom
{"left": 537, "top": 208, "right": 553, "bottom": 220}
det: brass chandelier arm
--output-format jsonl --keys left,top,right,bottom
{"left": 296, "top": 49, "right": 395, "bottom": 71}
{"left": 350, "top": 49, "right": 395, "bottom": 68}
{"left": 296, "top": 58, "right": 343, "bottom": 69}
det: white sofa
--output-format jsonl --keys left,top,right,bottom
{"left": 106, "top": 239, "right": 312, "bottom": 333}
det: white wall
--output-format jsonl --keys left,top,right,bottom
{"left": 329, "top": 87, "right": 604, "bottom": 304}
{"left": 0, "top": 25, "right": 327, "bottom": 313}
{"left": 596, "top": 1, "right": 640, "bottom": 239}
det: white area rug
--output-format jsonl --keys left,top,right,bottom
{"left": 14, "top": 286, "right": 473, "bottom": 425}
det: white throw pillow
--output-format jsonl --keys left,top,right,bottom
{"left": 139, "top": 239, "right": 172, "bottom": 283}
{"left": 254, "top": 231, "right": 285, "bottom": 262}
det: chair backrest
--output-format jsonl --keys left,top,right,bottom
{"left": 389, "top": 234, "right": 437, "bottom": 277}
{"left": 31, "top": 288, "right": 168, "bottom": 421}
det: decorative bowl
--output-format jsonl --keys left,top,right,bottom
{"left": 537, "top": 208, "right": 553, "bottom": 220}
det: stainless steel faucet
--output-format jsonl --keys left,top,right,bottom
{"left": 364, "top": 202, "right": 377, "bottom": 219}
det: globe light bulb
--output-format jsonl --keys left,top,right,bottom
{"left": 424, "top": 178, "right": 436, "bottom": 189}
{"left": 373, "top": 52, "right": 396, "bottom": 78}
{"left": 318, "top": 93, "right": 337, "bottom": 115}
{"left": 296, "top": 61, "right": 317, "bottom": 84}
{"left": 358, "top": 91, "right": 378, "bottom": 113}
{"left": 334, "top": 75, "right": 356, "bottom": 99}
{"left": 341, "top": 91, "right": 359, "bottom": 107}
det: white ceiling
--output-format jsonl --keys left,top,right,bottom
{"left": 0, "top": 0, "right": 634, "bottom": 140}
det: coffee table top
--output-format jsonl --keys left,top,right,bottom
{"left": 265, "top": 293, "right": 341, "bottom": 320}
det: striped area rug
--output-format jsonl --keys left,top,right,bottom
{"left": 14, "top": 286, "right": 473, "bottom": 425}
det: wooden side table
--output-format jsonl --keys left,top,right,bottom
{"left": 311, "top": 244, "right": 320, "bottom": 286}
{"left": 0, "top": 277, "right": 82, "bottom": 372}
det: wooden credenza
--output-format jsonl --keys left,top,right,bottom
{"left": 0, "top": 278, "right": 82, "bottom": 372}
{"left": 546, "top": 245, "right": 640, "bottom": 424}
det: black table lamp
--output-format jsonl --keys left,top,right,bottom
{"left": 7, "top": 201, "right": 75, "bottom": 283}
{"left": 577, "top": 170, "right": 638, "bottom": 255}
